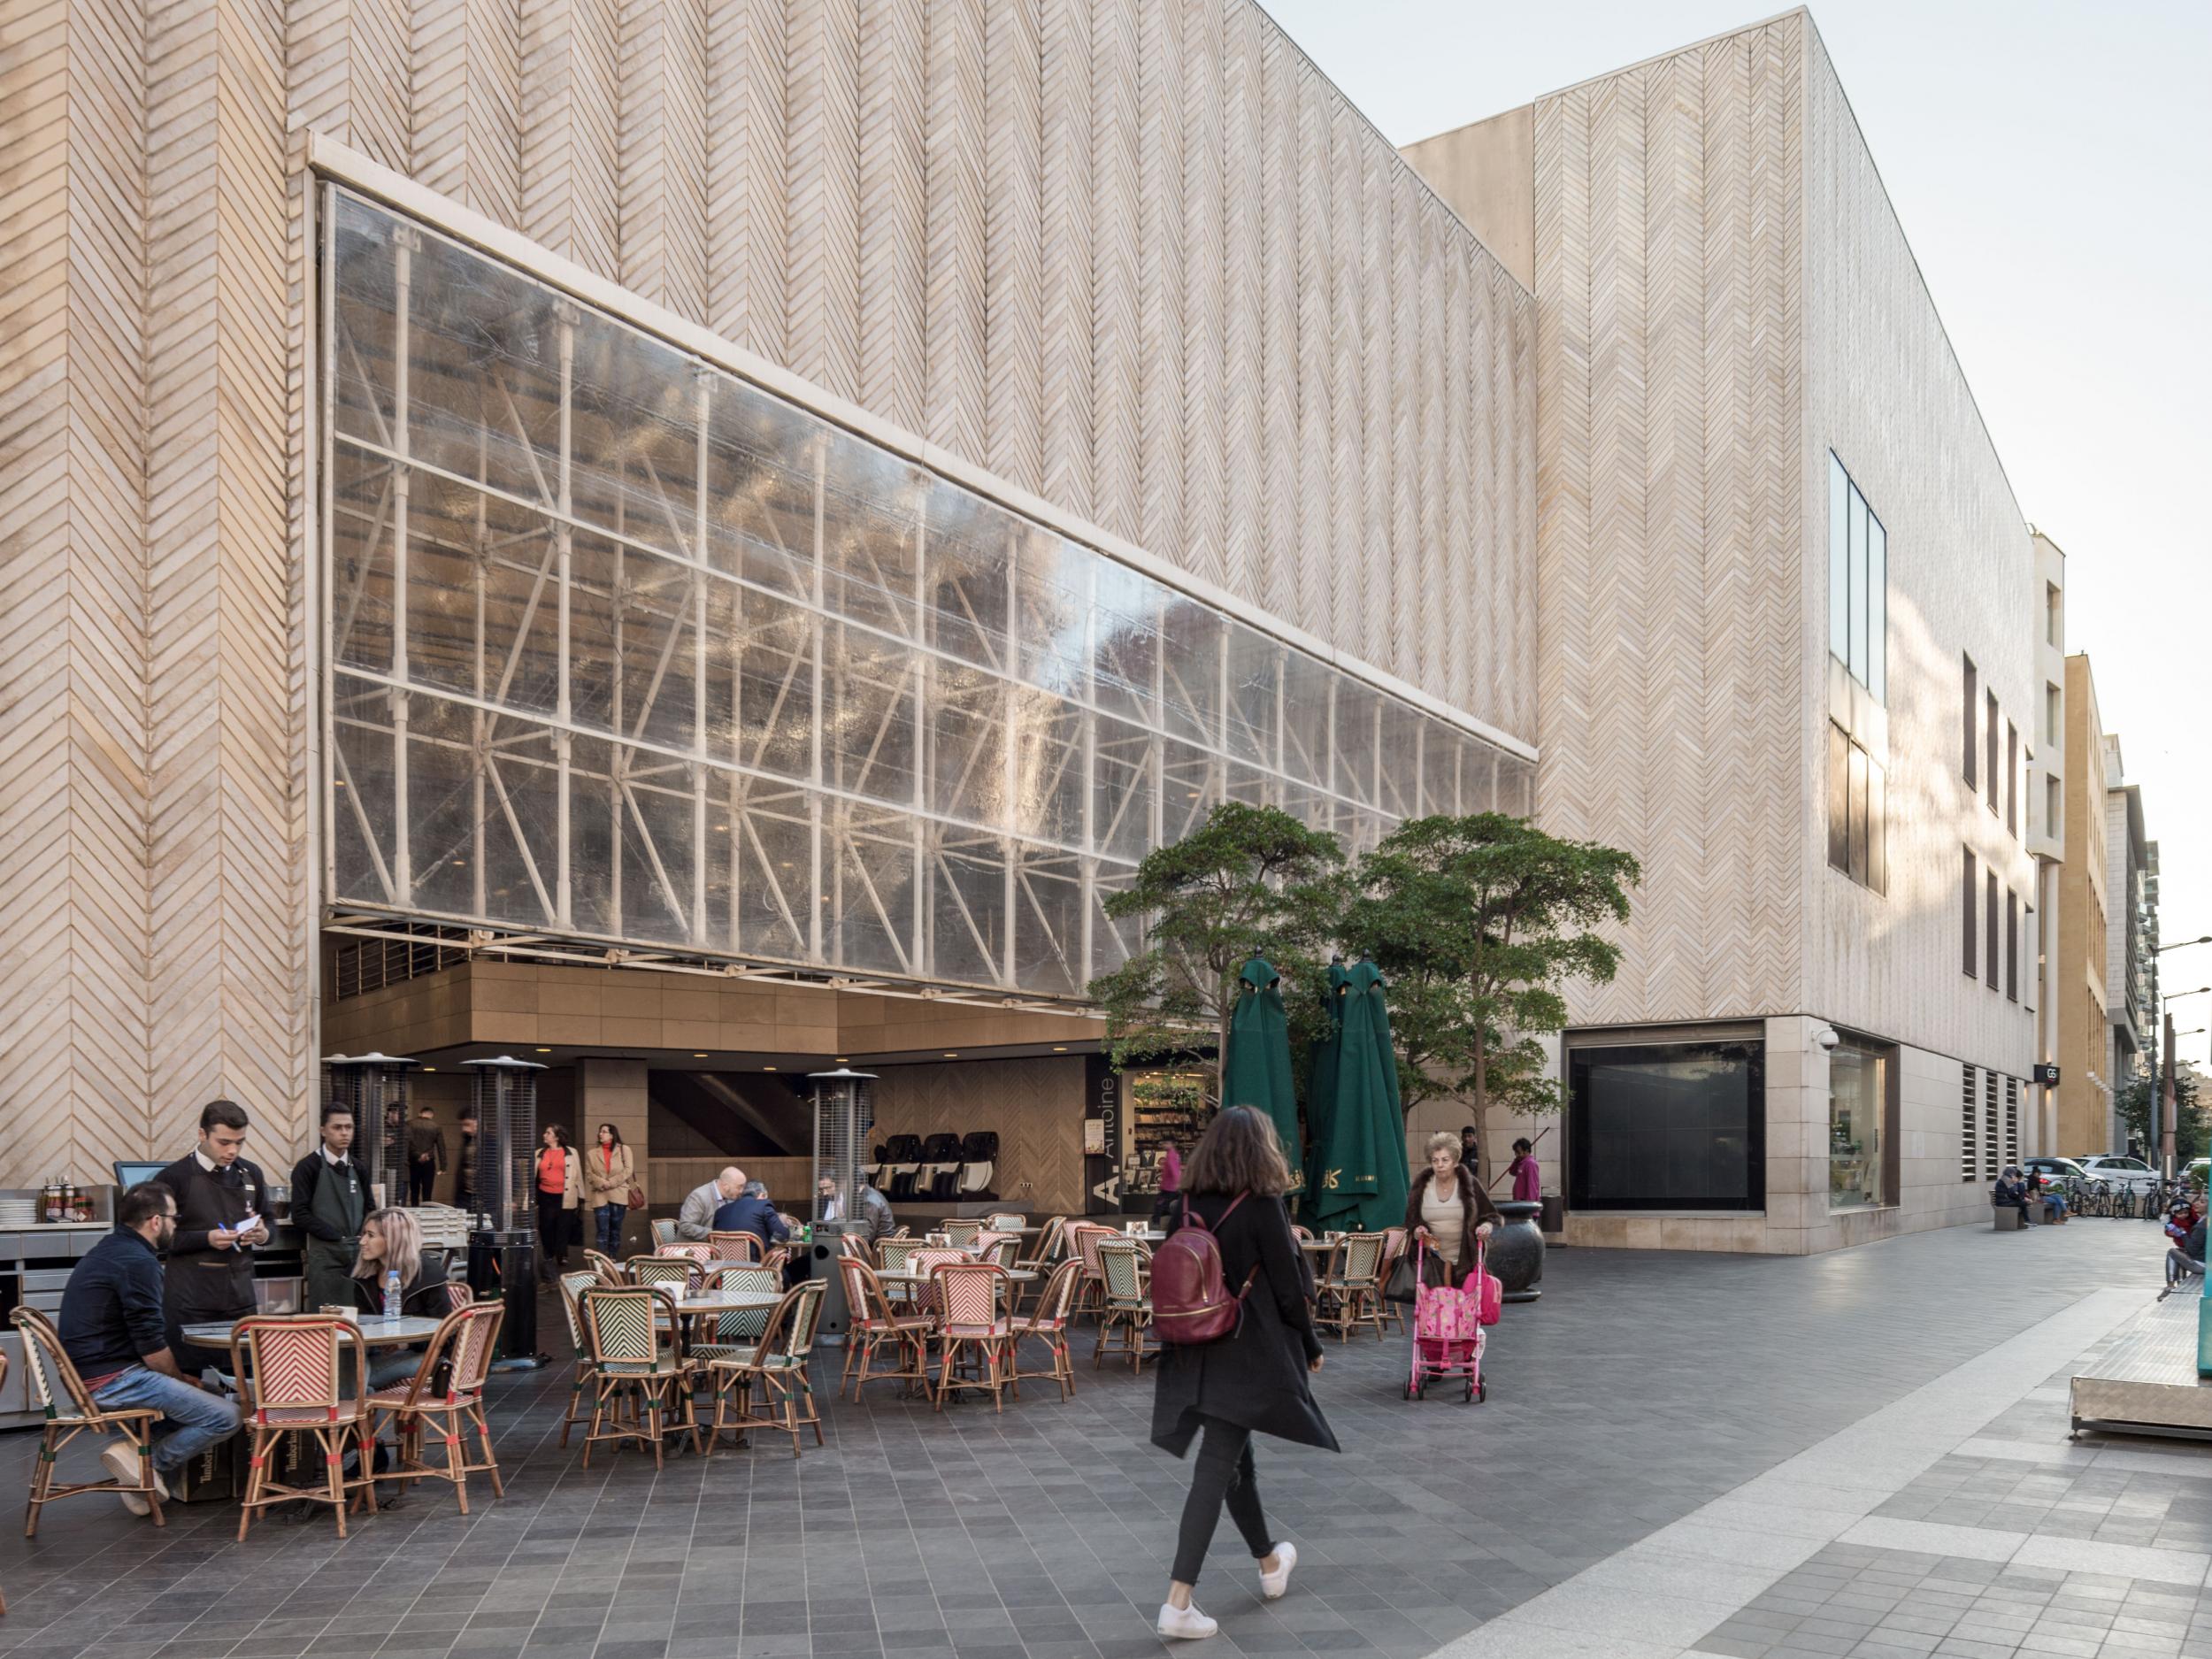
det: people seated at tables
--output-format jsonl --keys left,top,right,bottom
{"left": 58, "top": 1182, "right": 242, "bottom": 1513}
{"left": 817, "top": 1173, "right": 894, "bottom": 1241}
{"left": 678, "top": 1166, "right": 747, "bottom": 1240}
{"left": 349, "top": 1207, "right": 454, "bottom": 1388}
{"left": 714, "top": 1180, "right": 791, "bottom": 1254}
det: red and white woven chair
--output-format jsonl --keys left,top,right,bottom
{"left": 1065, "top": 1224, "right": 1117, "bottom": 1320}
{"left": 836, "top": 1255, "right": 931, "bottom": 1401}
{"left": 1005, "top": 1257, "right": 1085, "bottom": 1403}
{"left": 228, "top": 1314, "right": 374, "bottom": 1540}
{"left": 930, "top": 1261, "right": 1014, "bottom": 1412}
{"left": 708, "top": 1231, "right": 763, "bottom": 1263}
{"left": 365, "top": 1299, "right": 505, "bottom": 1514}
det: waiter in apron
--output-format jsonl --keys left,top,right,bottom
{"left": 290, "top": 1104, "right": 367, "bottom": 1311}
{"left": 150, "top": 1099, "right": 272, "bottom": 1376}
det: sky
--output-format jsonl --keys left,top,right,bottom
{"left": 1263, "top": 0, "right": 2212, "bottom": 1064}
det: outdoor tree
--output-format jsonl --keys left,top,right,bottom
{"left": 1086, "top": 802, "right": 1348, "bottom": 1108}
{"left": 1342, "top": 813, "right": 1640, "bottom": 1182}
{"left": 2117, "top": 1069, "right": 2207, "bottom": 1165}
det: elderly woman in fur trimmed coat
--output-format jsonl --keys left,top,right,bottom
{"left": 1405, "top": 1130, "right": 1500, "bottom": 1286}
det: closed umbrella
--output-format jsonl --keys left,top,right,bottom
{"left": 1302, "top": 959, "right": 1350, "bottom": 1216}
{"left": 1310, "top": 959, "right": 1410, "bottom": 1233}
{"left": 1224, "top": 955, "right": 1303, "bottom": 1196}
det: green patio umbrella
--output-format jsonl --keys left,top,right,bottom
{"left": 1309, "top": 959, "right": 1410, "bottom": 1233}
{"left": 1301, "top": 959, "right": 1351, "bottom": 1217}
{"left": 1223, "top": 955, "right": 1303, "bottom": 1195}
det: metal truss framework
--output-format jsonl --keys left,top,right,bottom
{"left": 322, "top": 188, "right": 1533, "bottom": 1002}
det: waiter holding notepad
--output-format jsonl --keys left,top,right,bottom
{"left": 150, "top": 1100, "right": 272, "bottom": 1376}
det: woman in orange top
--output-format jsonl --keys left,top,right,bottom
{"left": 534, "top": 1125, "right": 582, "bottom": 1276}
{"left": 583, "top": 1123, "right": 637, "bottom": 1256}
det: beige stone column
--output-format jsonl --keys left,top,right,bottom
{"left": 575, "top": 1058, "right": 650, "bottom": 1255}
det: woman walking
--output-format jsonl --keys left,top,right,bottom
{"left": 1407, "top": 1130, "right": 1499, "bottom": 1287}
{"left": 1152, "top": 1106, "right": 1337, "bottom": 1640}
{"left": 583, "top": 1123, "right": 635, "bottom": 1255}
{"left": 534, "top": 1125, "right": 581, "bottom": 1277}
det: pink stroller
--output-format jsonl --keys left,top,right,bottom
{"left": 1403, "top": 1239, "right": 1487, "bottom": 1402}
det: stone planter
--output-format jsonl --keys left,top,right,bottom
{"left": 1489, "top": 1199, "right": 1546, "bottom": 1302}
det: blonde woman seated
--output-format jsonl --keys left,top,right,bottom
{"left": 1403, "top": 1132, "right": 1499, "bottom": 1288}
{"left": 349, "top": 1207, "right": 454, "bottom": 1388}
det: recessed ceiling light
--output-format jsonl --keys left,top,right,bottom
{"left": 535, "top": 1047, "right": 552, "bottom": 1053}
{"left": 764, "top": 1065, "right": 778, "bottom": 1071}
{"left": 835, "top": 1056, "right": 849, "bottom": 1064}
{"left": 1052, "top": 1046, "right": 1067, "bottom": 1052}
{"left": 421, "top": 1066, "right": 436, "bottom": 1072}
{"left": 693, "top": 1052, "right": 710, "bottom": 1058}
{"left": 943, "top": 1052, "right": 958, "bottom": 1058}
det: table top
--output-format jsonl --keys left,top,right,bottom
{"left": 1299, "top": 1239, "right": 1347, "bottom": 1254}
{"left": 183, "top": 1313, "right": 443, "bottom": 1347}
{"left": 673, "top": 1288, "right": 784, "bottom": 1313}
{"left": 879, "top": 1267, "right": 1037, "bottom": 1284}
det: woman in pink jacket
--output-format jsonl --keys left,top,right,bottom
{"left": 1506, "top": 1138, "right": 1541, "bottom": 1204}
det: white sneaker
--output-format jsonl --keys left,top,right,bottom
{"left": 101, "top": 1440, "right": 162, "bottom": 1515}
{"left": 1259, "top": 1540, "right": 1297, "bottom": 1601}
{"left": 1156, "top": 1601, "right": 1218, "bottom": 1640}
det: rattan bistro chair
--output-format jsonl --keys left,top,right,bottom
{"left": 1317, "top": 1232, "right": 1388, "bottom": 1341}
{"left": 1092, "top": 1241, "right": 1156, "bottom": 1372}
{"left": 940, "top": 1217, "right": 984, "bottom": 1248}
{"left": 230, "top": 1314, "right": 374, "bottom": 1540}
{"left": 707, "top": 1280, "right": 826, "bottom": 1457}
{"left": 631, "top": 1253, "right": 701, "bottom": 1290}
{"left": 708, "top": 1230, "right": 763, "bottom": 1263}
{"left": 10, "top": 1308, "right": 167, "bottom": 1535}
{"left": 649, "top": 1217, "right": 680, "bottom": 1248}
{"left": 836, "top": 1255, "right": 931, "bottom": 1401}
{"left": 931, "top": 1261, "right": 1015, "bottom": 1411}
{"left": 1005, "top": 1257, "right": 1084, "bottom": 1403}
{"left": 583, "top": 1248, "right": 626, "bottom": 1284}
{"left": 366, "top": 1299, "right": 505, "bottom": 1515}
{"left": 580, "top": 1285, "right": 698, "bottom": 1468}
{"left": 556, "top": 1271, "right": 600, "bottom": 1448}
{"left": 687, "top": 1265, "right": 780, "bottom": 1385}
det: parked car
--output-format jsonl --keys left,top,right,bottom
{"left": 2184, "top": 1156, "right": 2208, "bottom": 1191}
{"left": 2074, "top": 1155, "right": 2162, "bottom": 1194}
{"left": 2023, "top": 1156, "right": 2094, "bottom": 1187}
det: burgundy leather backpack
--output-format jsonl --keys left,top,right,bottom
{"left": 1153, "top": 1193, "right": 1259, "bottom": 1345}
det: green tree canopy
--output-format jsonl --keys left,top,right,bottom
{"left": 1086, "top": 802, "right": 1348, "bottom": 1108}
{"left": 2118, "top": 1069, "right": 2207, "bottom": 1165}
{"left": 1343, "top": 812, "right": 1640, "bottom": 1180}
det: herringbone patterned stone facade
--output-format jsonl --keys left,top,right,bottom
{"left": 2, "top": 0, "right": 1534, "bottom": 1183}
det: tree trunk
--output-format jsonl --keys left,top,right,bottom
{"left": 1214, "top": 1003, "right": 1232, "bottom": 1114}
{"left": 1471, "top": 1020, "right": 1489, "bottom": 1189}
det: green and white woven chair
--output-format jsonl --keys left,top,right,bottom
{"left": 707, "top": 1280, "right": 826, "bottom": 1458}
{"left": 579, "top": 1284, "right": 697, "bottom": 1468}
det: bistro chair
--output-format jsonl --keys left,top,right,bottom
{"left": 1292, "top": 1225, "right": 1314, "bottom": 1242}
{"left": 1015, "top": 1215, "right": 1066, "bottom": 1270}
{"left": 708, "top": 1230, "right": 763, "bottom": 1263}
{"left": 706, "top": 1280, "right": 826, "bottom": 1457}
{"left": 366, "top": 1300, "right": 505, "bottom": 1515}
{"left": 983, "top": 1211, "right": 1026, "bottom": 1232}
{"left": 649, "top": 1218, "right": 680, "bottom": 1248}
{"left": 580, "top": 1285, "right": 698, "bottom": 1468}
{"left": 931, "top": 1261, "right": 1015, "bottom": 1411}
{"left": 556, "top": 1271, "right": 600, "bottom": 1448}
{"left": 1066, "top": 1224, "right": 1116, "bottom": 1320}
{"left": 905, "top": 1248, "right": 966, "bottom": 1315}
{"left": 837, "top": 1233, "right": 876, "bottom": 1264}
{"left": 1377, "top": 1228, "right": 1410, "bottom": 1333}
{"left": 658, "top": 1240, "right": 715, "bottom": 1263}
{"left": 1317, "top": 1233, "right": 1388, "bottom": 1341}
{"left": 877, "top": 1236, "right": 924, "bottom": 1308}
{"left": 687, "top": 1265, "right": 781, "bottom": 1379}
{"left": 629, "top": 1254, "right": 701, "bottom": 1293}
{"left": 978, "top": 1234, "right": 1022, "bottom": 1270}
{"left": 890, "top": 1225, "right": 912, "bottom": 1239}
{"left": 940, "top": 1217, "right": 984, "bottom": 1248}
{"left": 1093, "top": 1241, "right": 1156, "bottom": 1372}
{"left": 9, "top": 1308, "right": 166, "bottom": 1535}
{"left": 583, "top": 1248, "right": 626, "bottom": 1284}
{"left": 1005, "top": 1257, "right": 1085, "bottom": 1403}
{"left": 761, "top": 1244, "right": 791, "bottom": 1276}
{"left": 229, "top": 1314, "right": 374, "bottom": 1540}
{"left": 836, "top": 1255, "right": 932, "bottom": 1401}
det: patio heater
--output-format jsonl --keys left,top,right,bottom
{"left": 461, "top": 1056, "right": 546, "bottom": 1369}
{"left": 807, "top": 1069, "right": 876, "bottom": 1342}
{"left": 320, "top": 1053, "right": 418, "bottom": 1206}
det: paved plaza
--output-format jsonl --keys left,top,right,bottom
{"left": 0, "top": 1220, "right": 2192, "bottom": 1659}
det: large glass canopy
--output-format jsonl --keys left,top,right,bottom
{"left": 321, "top": 186, "right": 1532, "bottom": 1001}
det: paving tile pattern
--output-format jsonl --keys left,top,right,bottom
{"left": 0, "top": 1221, "right": 2169, "bottom": 1659}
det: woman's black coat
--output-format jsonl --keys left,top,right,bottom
{"left": 1150, "top": 1190, "right": 1340, "bottom": 1457}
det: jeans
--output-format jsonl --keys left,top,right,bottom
{"left": 91, "top": 1367, "right": 242, "bottom": 1473}
{"left": 1171, "top": 1417, "right": 1274, "bottom": 1586}
{"left": 2167, "top": 1249, "right": 2204, "bottom": 1287}
{"left": 595, "top": 1203, "right": 626, "bottom": 1254}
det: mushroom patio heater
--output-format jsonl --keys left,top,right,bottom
{"left": 462, "top": 1056, "right": 546, "bottom": 1368}
{"left": 320, "top": 1053, "right": 418, "bottom": 1206}
{"left": 807, "top": 1069, "right": 876, "bottom": 1341}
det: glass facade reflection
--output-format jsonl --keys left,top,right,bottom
{"left": 322, "top": 188, "right": 1531, "bottom": 998}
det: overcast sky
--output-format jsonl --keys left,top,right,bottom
{"left": 1262, "top": 0, "right": 2212, "bottom": 1064}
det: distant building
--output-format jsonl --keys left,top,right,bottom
{"left": 2056, "top": 655, "right": 2114, "bottom": 1154}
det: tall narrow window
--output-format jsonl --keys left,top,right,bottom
{"left": 1828, "top": 455, "right": 1850, "bottom": 664}
{"left": 2003, "top": 1077, "right": 2020, "bottom": 1166}
{"left": 1828, "top": 455, "right": 1886, "bottom": 702}
{"left": 2045, "top": 683, "right": 2061, "bottom": 747}
{"left": 1985, "top": 870, "right": 2000, "bottom": 989}
{"left": 1847, "top": 485, "right": 1869, "bottom": 682}
{"left": 1867, "top": 515, "right": 1886, "bottom": 703}
{"left": 1962, "top": 849, "right": 1978, "bottom": 977}
{"left": 2047, "top": 775, "right": 2062, "bottom": 839}
{"left": 2024, "top": 903, "right": 2037, "bottom": 1014}
{"left": 1963, "top": 657, "right": 1978, "bottom": 787}
{"left": 1961, "top": 1064, "right": 1978, "bottom": 1182}
{"left": 2006, "top": 722, "right": 2018, "bottom": 835}
{"left": 1984, "top": 1071, "right": 2000, "bottom": 1180}
{"left": 1826, "top": 724, "right": 1850, "bottom": 872}
{"left": 2047, "top": 582, "right": 2061, "bottom": 647}
{"left": 2006, "top": 891, "right": 2018, "bottom": 1002}
{"left": 1827, "top": 723, "right": 1885, "bottom": 895}
{"left": 1867, "top": 761, "right": 1887, "bottom": 894}
{"left": 1985, "top": 690, "right": 2000, "bottom": 813}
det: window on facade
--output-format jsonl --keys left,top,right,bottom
{"left": 2004, "top": 1076, "right": 2020, "bottom": 1166}
{"left": 2006, "top": 722, "right": 2018, "bottom": 836}
{"left": 1962, "top": 849, "right": 1978, "bottom": 977}
{"left": 2047, "top": 775, "right": 2062, "bottom": 839}
{"left": 1963, "top": 657, "right": 1978, "bottom": 787}
{"left": 1960, "top": 1064, "right": 1978, "bottom": 1182}
{"left": 1568, "top": 1042, "right": 1765, "bottom": 1211}
{"left": 2006, "top": 891, "right": 2019, "bottom": 1002}
{"left": 2047, "top": 582, "right": 2061, "bottom": 647}
{"left": 2045, "top": 682, "right": 2061, "bottom": 747}
{"left": 1985, "top": 690, "right": 2000, "bottom": 814}
{"left": 1826, "top": 723, "right": 1885, "bottom": 893}
{"left": 1829, "top": 454, "right": 1885, "bottom": 701}
{"left": 2024, "top": 903, "right": 2036, "bottom": 1013}
{"left": 1985, "top": 870, "right": 2000, "bottom": 990}
{"left": 1829, "top": 1036, "right": 1893, "bottom": 1210}
{"left": 1984, "top": 1071, "right": 2000, "bottom": 1179}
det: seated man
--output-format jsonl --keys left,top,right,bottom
{"left": 817, "top": 1173, "right": 894, "bottom": 1241}
{"left": 2163, "top": 1196, "right": 2209, "bottom": 1299}
{"left": 1992, "top": 1166, "right": 2032, "bottom": 1225}
{"left": 58, "top": 1182, "right": 242, "bottom": 1513}
{"left": 713, "top": 1180, "right": 792, "bottom": 1254}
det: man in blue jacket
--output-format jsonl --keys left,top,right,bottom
{"left": 58, "top": 1182, "right": 242, "bottom": 1513}
{"left": 713, "top": 1181, "right": 792, "bottom": 1253}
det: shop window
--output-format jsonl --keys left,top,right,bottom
{"left": 1568, "top": 1041, "right": 1764, "bottom": 1211}
{"left": 1119, "top": 1069, "right": 1206, "bottom": 1205}
{"left": 1828, "top": 1035, "right": 1893, "bottom": 1210}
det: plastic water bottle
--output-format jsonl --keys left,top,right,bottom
{"left": 382, "top": 1268, "right": 402, "bottom": 1320}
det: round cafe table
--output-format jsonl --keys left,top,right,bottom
{"left": 183, "top": 1313, "right": 445, "bottom": 1348}
{"left": 877, "top": 1267, "right": 1037, "bottom": 1286}
{"left": 672, "top": 1288, "right": 784, "bottom": 1315}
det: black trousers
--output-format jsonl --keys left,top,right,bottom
{"left": 1172, "top": 1416, "right": 1274, "bottom": 1586}
{"left": 537, "top": 1191, "right": 570, "bottom": 1268}
{"left": 409, "top": 1160, "right": 438, "bottom": 1205}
